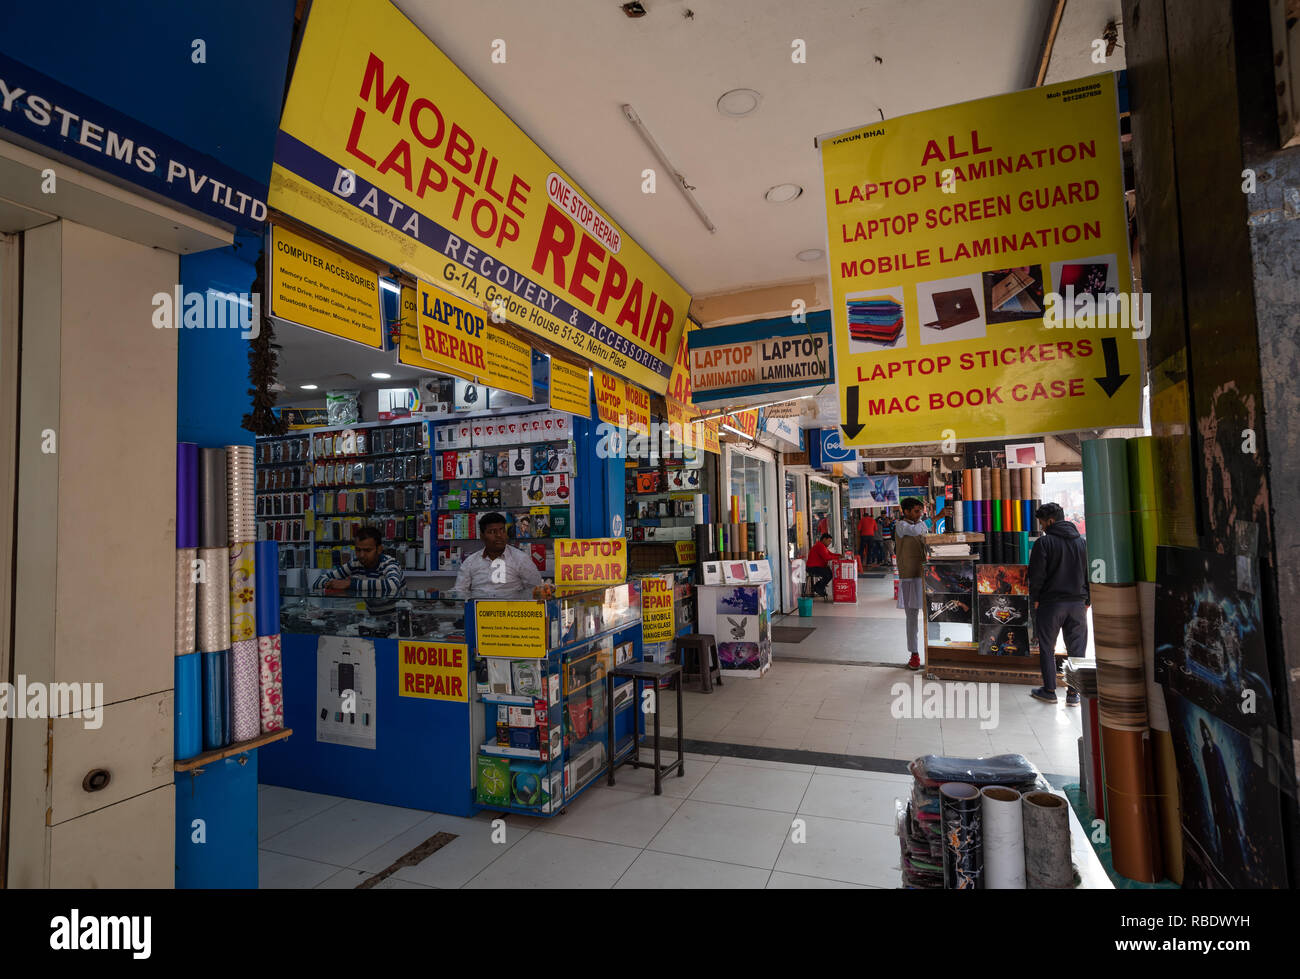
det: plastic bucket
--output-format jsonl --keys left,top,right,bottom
{"left": 798, "top": 597, "right": 814, "bottom": 617}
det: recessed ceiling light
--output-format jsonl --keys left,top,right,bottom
{"left": 717, "top": 88, "right": 762, "bottom": 117}
{"left": 371, "top": 372, "right": 392, "bottom": 380}
{"left": 797, "top": 248, "right": 824, "bottom": 262}
{"left": 765, "top": 183, "right": 802, "bottom": 203}
{"left": 300, "top": 384, "right": 318, "bottom": 390}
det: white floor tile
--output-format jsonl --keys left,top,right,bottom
{"left": 718, "top": 755, "right": 818, "bottom": 774}
{"left": 688, "top": 762, "right": 812, "bottom": 812}
{"left": 614, "top": 850, "right": 771, "bottom": 888}
{"left": 257, "top": 786, "right": 348, "bottom": 842}
{"left": 392, "top": 824, "right": 530, "bottom": 888}
{"left": 767, "top": 871, "right": 874, "bottom": 889}
{"left": 464, "top": 830, "right": 640, "bottom": 888}
{"left": 615, "top": 758, "right": 716, "bottom": 797}
{"left": 648, "top": 800, "right": 794, "bottom": 869}
{"left": 350, "top": 813, "right": 486, "bottom": 873}
{"left": 259, "top": 849, "right": 343, "bottom": 889}
{"left": 260, "top": 798, "right": 433, "bottom": 868}
{"left": 798, "top": 773, "right": 909, "bottom": 825}
{"left": 316, "top": 867, "right": 370, "bottom": 888}
{"left": 537, "top": 786, "right": 682, "bottom": 847}
{"left": 774, "top": 814, "right": 901, "bottom": 887}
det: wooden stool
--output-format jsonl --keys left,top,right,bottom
{"left": 677, "top": 634, "right": 722, "bottom": 693}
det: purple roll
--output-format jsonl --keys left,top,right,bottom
{"left": 177, "top": 442, "right": 199, "bottom": 549}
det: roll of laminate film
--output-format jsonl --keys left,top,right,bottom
{"left": 939, "top": 782, "right": 982, "bottom": 889}
{"left": 177, "top": 442, "right": 199, "bottom": 548}
{"left": 694, "top": 494, "right": 705, "bottom": 524}
{"left": 1082, "top": 438, "right": 1134, "bottom": 583}
{"left": 1137, "top": 581, "right": 1168, "bottom": 731}
{"left": 196, "top": 546, "right": 231, "bottom": 653}
{"left": 202, "top": 649, "right": 228, "bottom": 750}
{"left": 174, "top": 651, "right": 202, "bottom": 760}
{"left": 1126, "top": 436, "right": 1159, "bottom": 582}
{"left": 258, "top": 633, "right": 284, "bottom": 733}
{"left": 255, "top": 540, "right": 280, "bottom": 636}
{"left": 1152, "top": 729, "right": 1184, "bottom": 884}
{"left": 221, "top": 647, "right": 232, "bottom": 746}
{"left": 1030, "top": 466, "right": 1042, "bottom": 498}
{"left": 953, "top": 496, "right": 963, "bottom": 532}
{"left": 1022, "top": 791, "right": 1072, "bottom": 888}
{"left": 1085, "top": 695, "right": 1106, "bottom": 822}
{"left": 980, "top": 786, "right": 1026, "bottom": 888}
{"left": 229, "top": 541, "right": 257, "bottom": 643}
{"left": 972, "top": 467, "right": 982, "bottom": 502}
{"left": 962, "top": 468, "right": 972, "bottom": 500}
{"left": 226, "top": 444, "right": 256, "bottom": 544}
{"left": 175, "top": 547, "right": 196, "bottom": 657}
{"left": 1100, "top": 726, "right": 1163, "bottom": 883}
{"left": 1092, "top": 583, "right": 1147, "bottom": 730}
{"left": 198, "top": 447, "right": 229, "bottom": 547}
{"left": 230, "top": 638, "right": 261, "bottom": 743}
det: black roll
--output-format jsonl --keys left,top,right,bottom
{"left": 199, "top": 447, "right": 229, "bottom": 547}
{"left": 940, "top": 781, "right": 983, "bottom": 889}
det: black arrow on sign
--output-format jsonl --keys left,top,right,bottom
{"left": 842, "top": 386, "right": 864, "bottom": 439}
{"left": 1093, "top": 337, "right": 1130, "bottom": 398}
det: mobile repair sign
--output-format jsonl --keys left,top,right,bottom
{"left": 398, "top": 641, "right": 468, "bottom": 701}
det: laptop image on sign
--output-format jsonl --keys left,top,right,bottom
{"left": 924, "top": 288, "right": 980, "bottom": 330}
{"left": 991, "top": 270, "right": 1039, "bottom": 312}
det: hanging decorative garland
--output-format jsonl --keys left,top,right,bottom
{"left": 242, "top": 244, "right": 289, "bottom": 437}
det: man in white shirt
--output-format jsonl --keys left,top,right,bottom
{"left": 453, "top": 512, "right": 549, "bottom": 599}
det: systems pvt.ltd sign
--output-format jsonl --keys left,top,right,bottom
{"left": 269, "top": 0, "right": 689, "bottom": 395}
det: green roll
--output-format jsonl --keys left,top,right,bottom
{"left": 1126, "top": 437, "right": 1159, "bottom": 582}
{"left": 1082, "top": 438, "right": 1135, "bottom": 584}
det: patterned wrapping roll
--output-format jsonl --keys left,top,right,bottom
{"left": 255, "top": 540, "right": 280, "bottom": 636}
{"left": 258, "top": 633, "right": 284, "bottom": 733}
{"left": 198, "top": 447, "right": 228, "bottom": 547}
{"left": 981, "top": 786, "right": 1026, "bottom": 889}
{"left": 175, "top": 548, "right": 196, "bottom": 656}
{"left": 1022, "top": 791, "right": 1073, "bottom": 888}
{"left": 939, "top": 782, "right": 982, "bottom": 889}
{"left": 221, "top": 648, "right": 232, "bottom": 746}
{"left": 177, "top": 443, "right": 199, "bottom": 549}
{"left": 175, "top": 652, "right": 202, "bottom": 760}
{"left": 226, "top": 445, "right": 256, "bottom": 544}
{"left": 230, "top": 639, "right": 261, "bottom": 742}
{"left": 228, "top": 542, "right": 257, "bottom": 643}
{"left": 1092, "top": 583, "right": 1147, "bottom": 730}
{"left": 196, "top": 547, "right": 231, "bottom": 653}
{"left": 202, "top": 649, "right": 228, "bottom": 751}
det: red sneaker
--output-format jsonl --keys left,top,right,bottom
{"left": 907, "top": 653, "right": 921, "bottom": 671}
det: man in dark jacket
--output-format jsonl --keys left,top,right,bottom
{"left": 1027, "top": 502, "right": 1089, "bottom": 705}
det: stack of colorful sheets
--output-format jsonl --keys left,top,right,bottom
{"left": 847, "top": 297, "right": 903, "bottom": 344}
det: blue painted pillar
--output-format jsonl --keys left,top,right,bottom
{"left": 174, "top": 753, "right": 260, "bottom": 889}
{"left": 573, "top": 377, "right": 622, "bottom": 537}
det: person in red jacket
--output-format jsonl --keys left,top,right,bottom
{"left": 806, "top": 533, "right": 839, "bottom": 598}
{"left": 857, "top": 510, "right": 879, "bottom": 566}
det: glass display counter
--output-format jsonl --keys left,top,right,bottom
{"left": 278, "top": 588, "right": 469, "bottom": 641}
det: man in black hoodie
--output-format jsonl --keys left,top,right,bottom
{"left": 1027, "top": 502, "right": 1089, "bottom": 705}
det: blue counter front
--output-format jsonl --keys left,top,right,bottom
{"left": 258, "top": 633, "right": 478, "bottom": 816}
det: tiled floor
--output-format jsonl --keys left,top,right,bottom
{"left": 666, "top": 575, "right": 1086, "bottom": 776}
{"left": 258, "top": 576, "right": 1096, "bottom": 889}
{"left": 259, "top": 756, "right": 913, "bottom": 888}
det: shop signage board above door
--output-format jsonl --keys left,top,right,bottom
{"left": 687, "top": 312, "right": 834, "bottom": 408}
{"left": 0, "top": 49, "right": 274, "bottom": 230}
{"left": 269, "top": 0, "right": 690, "bottom": 395}
{"left": 269, "top": 224, "right": 383, "bottom": 347}
{"left": 819, "top": 73, "right": 1139, "bottom": 447}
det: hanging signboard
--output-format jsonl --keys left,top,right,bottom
{"left": 593, "top": 369, "right": 626, "bottom": 426}
{"left": 549, "top": 359, "right": 592, "bottom": 418}
{"left": 269, "top": 224, "right": 384, "bottom": 348}
{"left": 819, "top": 73, "right": 1138, "bottom": 446}
{"left": 849, "top": 475, "right": 900, "bottom": 509}
{"left": 269, "top": 0, "right": 690, "bottom": 394}
{"left": 624, "top": 380, "right": 651, "bottom": 436}
{"left": 555, "top": 538, "right": 627, "bottom": 587}
{"left": 687, "top": 313, "right": 834, "bottom": 408}
{"left": 641, "top": 575, "right": 676, "bottom": 643}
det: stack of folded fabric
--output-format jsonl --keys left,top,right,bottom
{"left": 847, "top": 297, "right": 903, "bottom": 344}
{"left": 899, "top": 753, "right": 1049, "bottom": 888}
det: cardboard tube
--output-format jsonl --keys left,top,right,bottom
{"left": 1100, "top": 725, "right": 1163, "bottom": 883}
{"left": 981, "top": 786, "right": 1026, "bottom": 888}
{"left": 1022, "top": 791, "right": 1072, "bottom": 888}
